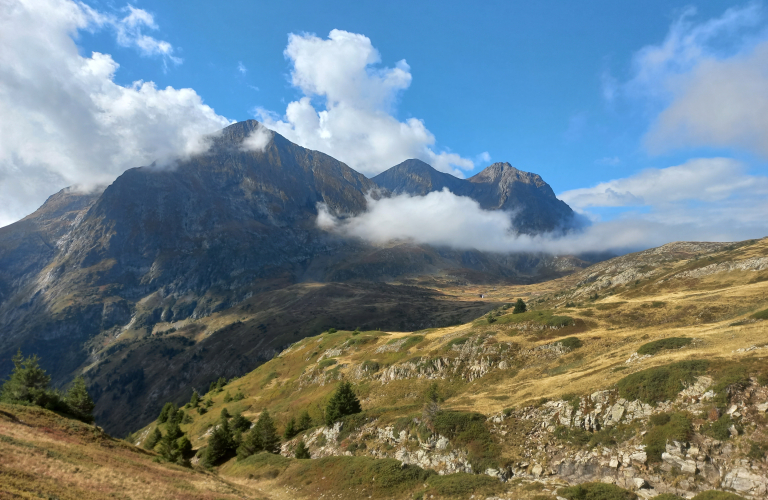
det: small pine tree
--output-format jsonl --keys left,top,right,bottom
{"left": 325, "top": 381, "right": 362, "bottom": 425}
{"left": 233, "top": 390, "right": 245, "bottom": 401}
{"left": 221, "top": 407, "right": 230, "bottom": 420}
{"left": 145, "top": 427, "right": 162, "bottom": 450}
{"left": 189, "top": 390, "right": 199, "bottom": 407}
{"left": 295, "top": 440, "right": 311, "bottom": 459}
{"left": 298, "top": 409, "right": 313, "bottom": 431}
{"left": 284, "top": 416, "right": 297, "bottom": 439}
{"left": 202, "top": 415, "right": 234, "bottom": 467}
{"left": 65, "top": 375, "right": 95, "bottom": 422}
{"left": 237, "top": 409, "right": 279, "bottom": 459}
{"left": 159, "top": 420, "right": 184, "bottom": 462}
{"left": 230, "top": 412, "right": 252, "bottom": 433}
{"left": 158, "top": 402, "right": 175, "bottom": 423}
{"left": 425, "top": 382, "right": 441, "bottom": 403}
{"left": 223, "top": 391, "right": 232, "bottom": 403}
{"left": 173, "top": 409, "right": 185, "bottom": 424}
{"left": 513, "top": 298, "right": 527, "bottom": 314}
{"left": 0, "top": 350, "right": 52, "bottom": 406}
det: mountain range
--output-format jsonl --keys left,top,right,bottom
{"left": 0, "top": 120, "right": 587, "bottom": 434}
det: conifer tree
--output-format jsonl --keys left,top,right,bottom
{"left": 145, "top": 427, "right": 162, "bottom": 450}
{"left": 203, "top": 413, "right": 234, "bottom": 466}
{"left": 189, "top": 390, "right": 199, "bottom": 407}
{"left": 237, "top": 409, "right": 279, "bottom": 459}
{"left": 0, "top": 350, "right": 52, "bottom": 406}
{"left": 298, "top": 409, "right": 313, "bottom": 431}
{"left": 230, "top": 412, "right": 252, "bottom": 433}
{"left": 324, "top": 381, "right": 362, "bottom": 425}
{"left": 159, "top": 420, "right": 184, "bottom": 462}
{"left": 158, "top": 402, "right": 175, "bottom": 423}
{"left": 513, "top": 298, "right": 527, "bottom": 314}
{"left": 284, "top": 416, "right": 297, "bottom": 439}
{"left": 295, "top": 440, "right": 311, "bottom": 459}
{"left": 65, "top": 376, "right": 95, "bottom": 422}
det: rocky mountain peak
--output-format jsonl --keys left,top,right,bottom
{"left": 469, "top": 162, "right": 546, "bottom": 188}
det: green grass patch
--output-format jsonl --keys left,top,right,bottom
{"left": 637, "top": 337, "right": 691, "bottom": 356}
{"left": 616, "top": 360, "right": 708, "bottom": 405}
{"left": 558, "top": 482, "right": 637, "bottom": 500}
{"left": 554, "top": 423, "right": 637, "bottom": 449}
{"left": 701, "top": 414, "right": 737, "bottom": 441}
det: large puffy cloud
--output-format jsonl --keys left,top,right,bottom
{"left": 0, "top": 0, "right": 231, "bottom": 227}
{"left": 621, "top": 4, "right": 768, "bottom": 157}
{"left": 318, "top": 158, "right": 768, "bottom": 255}
{"left": 257, "top": 30, "right": 478, "bottom": 177}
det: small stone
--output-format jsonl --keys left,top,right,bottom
{"left": 633, "top": 478, "right": 647, "bottom": 489}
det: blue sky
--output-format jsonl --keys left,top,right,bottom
{"left": 1, "top": 0, "right": 767, "bottom": 251}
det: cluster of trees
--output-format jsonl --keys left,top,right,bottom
{"left": 144, "top": 401, "right": 196, "bottom": 464}
{"left": 0, "top": 350, "right": 95, "bottom": 424}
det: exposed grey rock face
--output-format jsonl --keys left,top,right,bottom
{"left": 372, "top": 159, "right": 577, "bottom": 234}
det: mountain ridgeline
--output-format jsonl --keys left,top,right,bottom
{"left": 0, "top": 120, "right": 585, "bottom": 434}
{"left": 372, "top": 158, "right": 577, "bottom": 234}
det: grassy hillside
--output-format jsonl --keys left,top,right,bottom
{"left": 6, "top": 237, "right": 768, "bottom": 499}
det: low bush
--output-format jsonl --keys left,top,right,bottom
{"left": 558, "top": 337, "right": 583, "bottom": 350}
{"left": 446, "top": 337, "right": 469, "bottom": 349}
{"left": 616, "top": 360, "right": 708, "bottom": 405}
{"left": 701, "top": 414, "right": 736, "bottom": 441}
{"left": 558, "top": 482, "right": 637, "bottom": 500}
{"left": 643, "top": 412, "right": 693, "bottom": 462}
{"left": 424, "top": 472, "right": 505, "bottom": 497}
{"left": 637, "top": 337, "right": 691, "bottom": 356}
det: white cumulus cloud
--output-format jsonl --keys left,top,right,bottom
{"left": 256, "top": 29, "right": 475, "bottom": 177}
{"left": 0, "top": 0, "right": 232, "bottom": 227}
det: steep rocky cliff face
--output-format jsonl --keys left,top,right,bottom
{"left": 373, "top": 159, "right": 577, "bottom": 234}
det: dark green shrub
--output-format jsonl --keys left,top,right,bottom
{"left": 558, "top": 482, "right": 637, "bottom": 500}
{"left": 652, "top": 495, "right": 683, "bottom": 500}
{"left": 701, "top": 414, "right": 736, "bottom": 441}
{"left": 327, "top": 328, "right": 338, "bottom": 334}
{"left": 617, "top": 360, "right": 708, "bottom": 405}
{"left": 712, "top": 365, "right": 750, "bottom": 409}
{"left": 692, "top": 492, "right": 747, "bottom": 500}
{"left": 637, "top": 337, "right": 692, "bottom": 356}
{"left": 230, "top": 412, "right": 251, "bottom": 433}
{"left": 446, "top": 337, "right": 469, "bottom": 349}
{"left": 284, "top": 416, "right": 297, "bottom": 439}
{"left": 298, "top": 409, "right": 313, "bottom": 431}
{"left": 643, "top": 412, "right": 692, "bottom": 462}
{"left": 558, "top": 337, "right": 583, "bottom": 350}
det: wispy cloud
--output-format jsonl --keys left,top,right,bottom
{"left": 238, "top": 61, "right": 247, "bottom": 74}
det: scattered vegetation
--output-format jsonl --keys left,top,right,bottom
{"left": 557, "top": 336, "right": 583, "bottom": 350}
